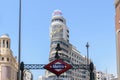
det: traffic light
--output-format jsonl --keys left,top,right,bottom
{"left": 89, "top": 62, "right": 94, "bottom": 80}
{"left": 20, "top": 62, "right": 24, "bottom": 71}
{"left": 20, "top": 61, "right": 24, "bottom": 80}
{"left": 89, "top": 62, "right": 94, "bottom": 72}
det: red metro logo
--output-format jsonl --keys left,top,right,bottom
{"left": 44, "top": 59, "right": 72, "bottom": 76}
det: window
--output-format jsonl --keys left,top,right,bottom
{"left": 67, "top": 30, "right": 69, "bottom": 33}
{"left": 2, "top": 57, "right": 4, "bottom": 61}
{"left": 67, "top": 35, "right": 69, "bottom": 38}
{"left": 6, "top": 41, "right": 8, "bottom": 48}
{"left": 67, "top": 40, "right": 69, "bottom": 42}
{"left": 7, "top": 58, "right": 9, "bottom": 61}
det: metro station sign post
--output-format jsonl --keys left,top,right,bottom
{"left": 20, "top": 43, "right": 95, "bottom": 80}
{"left": 44, "top": 59, "right": 72, "bottom": 77}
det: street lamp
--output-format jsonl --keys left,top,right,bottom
{"left": 86, "top": 42, "right": 90, "bottom": 80}
{"left": 86, "top": 42, "right": 89, "bottom": 66}
{"left": 18, "top": 0, "right": 22, "bottom": 80}
{"left": 86, "top": 42, "right": 95, "bottom": 80}
{"left": 55, "top": 43, "right": 61, "bottom": 59}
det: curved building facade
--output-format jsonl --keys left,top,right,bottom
{"left": 45, "top": 10, "right": 90, "bottom": 80}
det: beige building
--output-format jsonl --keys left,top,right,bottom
{"left": 0, "top": 34, "right": 18, "bottom": 80}
{"left": 115, "top": 0, "right": 120, "bottom": 80}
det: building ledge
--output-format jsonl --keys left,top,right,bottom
{"left": 115, "top": 0, "right": 120, "bottom": 7}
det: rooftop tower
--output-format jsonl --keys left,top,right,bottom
{"left": 50, "top": 9, "right": 69, "bottom": 42}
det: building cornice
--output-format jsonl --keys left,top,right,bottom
{"left": 115, "top": 0, "right": 120, "bottom": 8}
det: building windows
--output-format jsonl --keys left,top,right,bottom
{"left": 51, "top": 47, "right": 68, "bottom": 53}
{"left": 52, "top": 18, "right": 63, "bottom": 22}
{"left": 51, "top": 41, "right": 69, "bottom": 48}
{"left": 62, "top": 48, "right": 68, "bottom": 53}
{"left": 0, "top": 57, "right": 10, "bottom": 62}
{"left": 82, "top": 75, "right": 86, "bottom": 78}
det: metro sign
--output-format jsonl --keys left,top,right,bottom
{"left": 44, "top": 59, "right": 72, "bottom": 76}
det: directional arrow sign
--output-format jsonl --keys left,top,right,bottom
{"left": 44, "top": 59, "right": 72, "bottom": 76}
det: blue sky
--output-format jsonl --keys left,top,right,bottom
{"left": 0, "top": 0, "right": 116, "bottom": 79}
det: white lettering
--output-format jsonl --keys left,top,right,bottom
{"left": 51, "top": 64, "right": 65, "bottom": 69}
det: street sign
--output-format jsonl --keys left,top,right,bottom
{"left": 44, "top": 59, "right": 72, "bottom": 76}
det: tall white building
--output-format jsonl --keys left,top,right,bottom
{"left": 45, "top": 10, "right": 92, "bottom": 80}
{"left": 0, "top": 34, "right": 18, "bottom": 80}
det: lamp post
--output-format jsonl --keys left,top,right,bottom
{"left": 86, "top": 42, "right": 95, "bottom": 80}
{"left": 54, "top": 43, "right": 61, "bottom": 79}
{"left": 86, "top": 42, "right": 89, "bottom": 66}
{"left": 86, "top": 42, "right": 90, "bottom": 80}
{"left": 18, "top": 0, "right": 22, "bottom": 80}
{"left": 55, "top": 43, "right": 61, "bottom": 59}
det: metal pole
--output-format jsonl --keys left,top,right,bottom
{"left": 21, "top": 70, "right": 23, "bottom": 80}
{"left": 20, "top": 62, "right": 24, "bottom": 80}
{"left": 86, "top": 42, "right": 89, "bottom": 66}
{"left": 18, "top": 0, "right": 21, "bottom": 80}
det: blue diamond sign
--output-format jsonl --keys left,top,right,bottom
{"left": 44, "top": 59, "right": 72, "bottom": 76}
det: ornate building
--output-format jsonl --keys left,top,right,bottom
{"left": 0, "top": 34, "right": 18, "bottom": 80}
{"left": 45, "top": 10, "right": 90, "bottom": 80}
